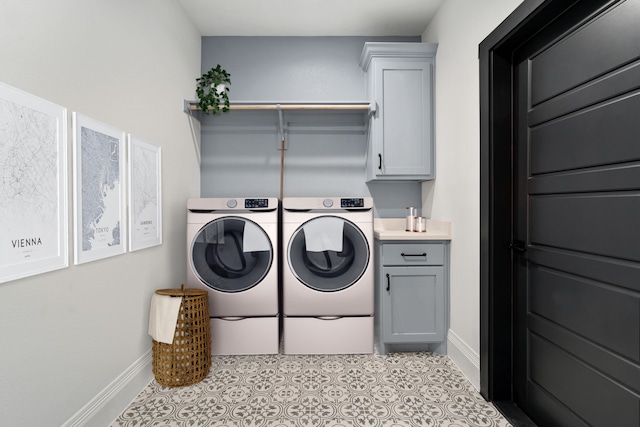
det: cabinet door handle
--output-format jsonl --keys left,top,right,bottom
{"left": 386, "top": 273, "right": 390, "bottom": 292}
{"left": 401, "top": 252, "right": 427, "bottom": 257}
{"left": 378, "top": 153, "right": 382, "bottom": 170}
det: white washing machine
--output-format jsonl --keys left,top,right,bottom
{"left": 282, "top": 197, "right": 374, "bottom": 354}
{"left": 187, "top": 197, "right": 279, "bottom": 355}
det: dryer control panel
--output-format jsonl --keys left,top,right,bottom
{"left": 341, "top": 198, "right": 365, "bottom": 208}
{"left": 245, "top": 198, "right": 269, "bottom": 209}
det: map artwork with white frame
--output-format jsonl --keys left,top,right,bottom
{"left": 0, "top": 82, "right": 67, "bottom": 283}
{"left": 129, "top": 135, "right": 162, "bottom": 251}
{"left": 73, "top": 113, "right": 126, "bottom": 264}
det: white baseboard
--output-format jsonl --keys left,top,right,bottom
{"left": 447, "top": 329, "right": 480, "bottom": 391}
{"left": 62, "top": 349, "right": 153, "bottom": 427}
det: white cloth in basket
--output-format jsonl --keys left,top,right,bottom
{"left": 148, "top": 293, "right": 183, "bottom": 344}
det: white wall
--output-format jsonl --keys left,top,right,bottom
{"left": 0, "top": 1, "right": 201, "bottom": 425}
{"left": 421, "top": 0, "right": 523, "bottom": 389}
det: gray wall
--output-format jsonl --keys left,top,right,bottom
{"left": 200, "top": 37, "right": 422, "bottom": 217}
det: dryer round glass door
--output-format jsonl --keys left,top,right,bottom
{"left": 288, "top": 216, "right": 369, "bottom": 292}
{"left": 190, "top": 217, "right": 273, "bottom": 292}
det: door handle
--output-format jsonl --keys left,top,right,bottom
{"left": 378, "top": 153, "right": 382, "bottom": 170}
{"left": 386, "top": 273, "right": 390, "bottom": 292}
{"left": 509, "top": 240, "right": 526, "bottom": 253}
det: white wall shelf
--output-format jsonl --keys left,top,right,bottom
{"left": 183, "top": 100, "right": 373, "bottom": 115}
{"left": 184, "top": 99, "right": 373, "bottom": 154}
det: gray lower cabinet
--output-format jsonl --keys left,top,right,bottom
{"left": 375, "top": 240, "right": 449, "bottom": 355}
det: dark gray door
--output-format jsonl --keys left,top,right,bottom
{"left": 513, "top": 1, "right": 640, "bottom": 425}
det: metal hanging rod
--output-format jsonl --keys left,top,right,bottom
{"left": 184, "top": 100, "right": 374, "bottom": 113}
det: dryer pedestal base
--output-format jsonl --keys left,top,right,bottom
{"left": 283, "top": 316, "right": 373, "bottom": 355}
{"left": 211, "top": 317, "right": 279, "bottom": 355}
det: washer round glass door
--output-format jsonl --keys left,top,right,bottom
{"left": 288, "top": 216, "right": 369, "bottom": 292}
{"left": 191, "top": 217, "right": 273, "bottom": 292}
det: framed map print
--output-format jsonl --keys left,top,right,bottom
{"left": 0, "top": 82, "right": 68, "bottom": 283}
{"left": 128, "top": 135, "right": 162, "bottom": 251}
{"left": 73, "top": 113, "right": 126, "bottom": 264}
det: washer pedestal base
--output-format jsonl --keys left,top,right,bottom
{"left": 283, "top": 316, "right": 373, "bottom": 355}
{"left": 211, "top": 317, "right": 279, "bottom": 355}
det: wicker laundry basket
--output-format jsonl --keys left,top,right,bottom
{"left": 151, "top": 285, "right": 211, "bottom": 387}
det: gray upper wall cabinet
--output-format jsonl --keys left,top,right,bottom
{"left": 360, "top": 43, "right": 438, "bottom": 181}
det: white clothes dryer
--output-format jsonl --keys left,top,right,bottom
{"left": 282, "top": 197, "right": 374, "bottom": 354}
{"left": 187, "top": 197, "right": 279, "bottom": 355}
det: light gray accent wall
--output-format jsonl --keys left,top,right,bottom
{"left": 201, "top": 36, "right": 418, "bottom": 102}
{"left": 200, "top": 36, "right": 422, "bottom": 217}
{"left": 200, "top": 110, "right": 370, "bottom": 198}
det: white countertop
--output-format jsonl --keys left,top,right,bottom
{"left": 374, "top": 218, "right": 452, "bottom": 241}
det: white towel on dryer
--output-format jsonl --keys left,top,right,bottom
{"left": 242, "top": 221, "right": 271, "bottom": 253}
{"left": 148, "top": 293, "right": 183, "bottom": 344}
{"left": 303, "top": 217, "right": 344, "bottom": 252}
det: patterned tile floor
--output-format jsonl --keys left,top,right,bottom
{"left": 112, "top": 352, "right": 512, "bottom": 427}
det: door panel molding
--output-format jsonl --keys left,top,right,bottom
{"left": 479, "top": 0, "right": 623, "bottom": 412}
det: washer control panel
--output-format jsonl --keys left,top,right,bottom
{"left": 245, "top": 198, "right": 269, "bottom": 209}
{"left": 341, "top": 198, "right": 365, "bottom": 208}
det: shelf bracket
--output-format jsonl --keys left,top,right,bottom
{"left": 185, "top": 102, "right": 201, "bottom": 166}
{"left": 277, "top": 104, "right": 287, "bottom": 150}
{"left": 368, "top": 102, "right": 377, "bottom": 118}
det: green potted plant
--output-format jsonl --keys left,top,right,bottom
{"left": 195, "top": 64, "right": 231, "bottom": 115}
